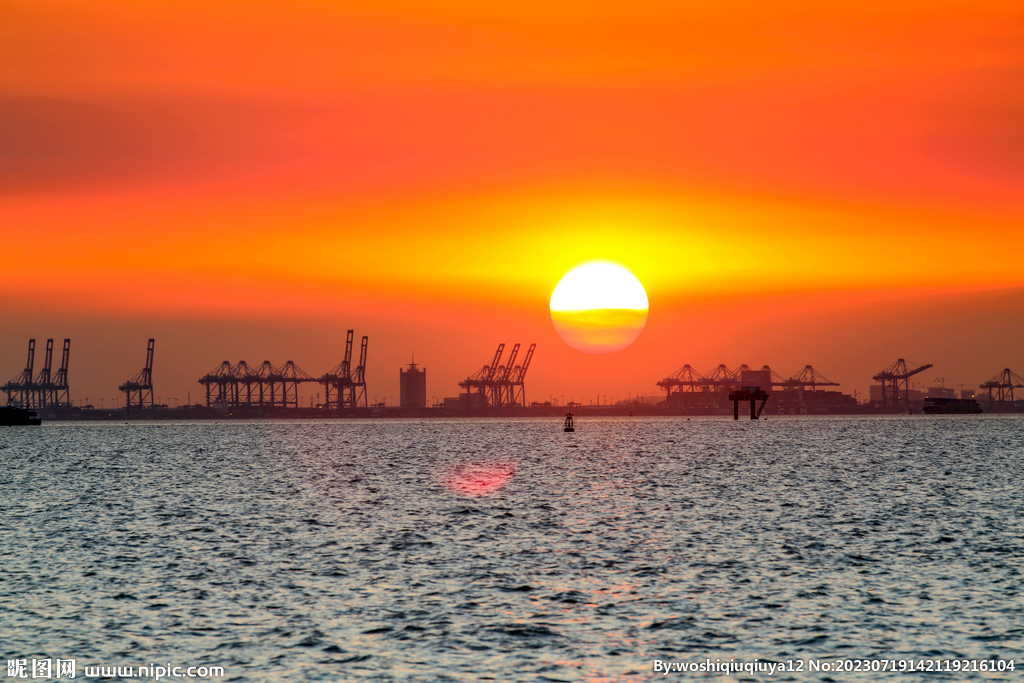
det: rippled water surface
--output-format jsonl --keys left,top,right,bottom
{"left": 2, "top": 416, "right": 1022, "bottom": 681}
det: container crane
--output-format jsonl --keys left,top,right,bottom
{"left": 32, "top": 339, "right": 54, "bottom": 407}
{"left": 52, "top": 339, "right": 70, "bottom": 406}
{"left": 2, "top": 339, "right": 35, "bottom": 407}
{"left": 980, "top": 368, "right": 1024, "bottom": 407}
{"left": 119, "top": 339, "right": 155, "bottom": 409}
{"left": 871, "top": 358, "right": 932, "bottom": 412}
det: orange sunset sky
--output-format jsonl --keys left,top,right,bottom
{"left": 2, "top": 0, "right": 1023, "bottom": 406}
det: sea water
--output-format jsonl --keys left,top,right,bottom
{"left": 1, "top": 416, "right": 1021, "bottom": 681}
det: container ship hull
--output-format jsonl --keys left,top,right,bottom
{"left": 922, "top": 398, "right": 983, "bottom": 414}
{"left": 1, "top": 405, "right": 42, "bottom": 426}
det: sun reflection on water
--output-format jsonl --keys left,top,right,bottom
{"left": 438, "top": 460, "right": 517, "bottom": 497}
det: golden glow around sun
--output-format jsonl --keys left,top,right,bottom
{"left": 549, "top": 261, "right": 649, "bottom": 354}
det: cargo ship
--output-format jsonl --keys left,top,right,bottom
{"left": 922, "top": 397, "right": 982, "bottom": 414}
{"left": 0, "top": 405, "right": 42, "bottom": 426}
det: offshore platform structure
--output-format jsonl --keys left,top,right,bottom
{"left": 729, "top": 386, "right": 770, "bottom": 420}
{"left": 3, "top": 339, "right": 71, "bottom": 408}
{"left": 980, "top": 368, "right": 1024, "bottom": 408}
{"left": 197, "top": 331, "right": 368, "bottom": 409}
{"left": 320, "top": 330, "right": 368, "bottom": 410}
{"left": 872, "top": 358, "right": 932, "bottom": 412}
{"left": 119, "top": 339, "right": 155, "bottom": 408}
{"left": 459, "top": 342, "right": 536, "bottom": 411}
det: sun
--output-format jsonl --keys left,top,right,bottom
{"left": 549, "top": 261, "right": 649, "bottom": 354}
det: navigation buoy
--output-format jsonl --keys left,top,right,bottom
{"left": 563, "top": 413, "right": 575, "bottom": 432}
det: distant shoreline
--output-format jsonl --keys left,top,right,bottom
{"left": 29, "top": 404, "right": 1024, "bottom": 421}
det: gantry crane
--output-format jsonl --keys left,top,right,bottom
{"left": 509, "top": 343, "right": 536, "bottom": 407}
{"left": 199, "top": 361, "right": 235, "bottom": 406}
{"left": 458, "top": 342, "right": 535, "bottom": 411}
{"left": 459, "top": 343, "right": 504, "bottom": 411}
{"left": 980, "top": 368, "right": 1024, "bottom": 407}
{"left": 321, "top": 330, "right": 355, "bottom": 409}
{"left": 33, "top": 339, "right": 54, "bottom": 407}
{"left": 3, "top": 338, "right": 70, "bottom": 408}
{"left": 197, "top": 335, "right": 368, "bottom": 411}
{"left": 119, "top": 339, "right": 155, "bottom": 408}
{"left": 52, "top": 339, "right": 70, "bottom": 406}
{"left": 320, "top": 330, "right": 369, "bottom": 410}
{"left": 3, "top": 339, "right": 36, "bottom": 407}
{"left": 491, "top": 342, "right": 520, "bottom": 407}
{"left": 782, "top": 366, "right": 840, "bottom": 392}
{"left": 872, "top": 358, "right": 932, "bottom": 412}
{"left": 351, "top": 335, "right": 368, "bottom": 408}
{"left": 656, "top": 364, "right": 708, "bottom": 401}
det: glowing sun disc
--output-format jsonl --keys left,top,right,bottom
{"left": 550, "top": 261, "right": 649, "bottom": 354}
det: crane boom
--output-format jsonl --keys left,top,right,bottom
{"left": 143, "top": 339, "right": 155, "bottom": 385}
{"left": 517, "top": 344, "right": 536, "bottom": 381}
{"left": 485, "top": 343, "right": 505, "bottom": 381}
{"left": 355, "top": 336, "right": 368, "bottom": 407}
{"left": 36, "top": 339, "right": 53, "bottom": 384}
{"left": 500, "top": 343, "right": 520, "bottom": 381}
{"left": 25, "top": 339, "right": 36, "bottom": 381}
{"left": 354, "top": 336, "right": 368, "bottom": 384}
{"left": 903, "top": 363, "right": 933, "bottom": 379}
{"left": 872, "top": 358, "right": 932, "bottom": 381}
{"left": 343, "top": 329, "right": 354, "bottom": 378}
{"left": 54, "top": 339, "right": 70, "bottom": 405}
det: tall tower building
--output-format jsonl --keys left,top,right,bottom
{"left": 400, "top": 358, "right": 427, "bottom": 409}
